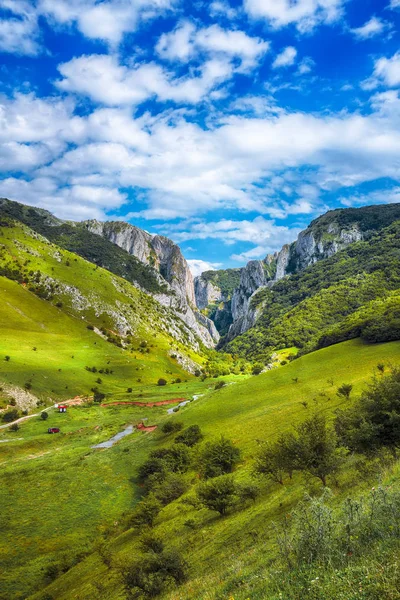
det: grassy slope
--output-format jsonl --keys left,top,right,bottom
{"left": 0, "top": 219, "right": 204, "bottom": 400}
{"left": 14, "top": 338, "right": 399, "bottom": 600}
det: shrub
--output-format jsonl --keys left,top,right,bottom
{"left": 214, "top": 380, "right": 226, "bottom": 390}
{"left": 175, "top": 425, "right": 203, "bottom": 447}
{"left": 161, "top": 421, "right": 184, "bottom": 434}
{"left": 130, "top": 495, "right": 161, "bottom": 528}
{"left": 197, "top": 475, "right": 237, "bottom": 515}
{"left": 337, "top": 383, "right": 353, "bottom": 399}
{"left": 9, "top": 422, "right": 20, "bottom": 432}
{"left": 122, "top": 548, "right": 187, "bottom": 598}
{"left": 2, "top": 408, "right": 19, "bottom": 423}
{"left": 252, "top": 363, "right": 264, "bottom": 375}
{"left": 157, "top": 378, "right": 167, "bottom": 386}
{"left": 40, "top": 411, "right": 49, "bottom": 421}
{"left": 200, "top": 437, "right": 241, "bottom": 479}
{"left": 152, "top": 474, "right": 188, "bottom": 506}
{"left": 4, "top": 355, "right": 10, "bottom": 361}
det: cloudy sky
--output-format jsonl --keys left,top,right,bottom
{"left": 1, "top": 0, "right": 400, "bottom": 275}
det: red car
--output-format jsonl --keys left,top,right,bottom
{"left": 48, "top": 427, "right": 60, "bottom": 434}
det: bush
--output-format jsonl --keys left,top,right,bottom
{"left": 130, "top": 495, "right": 161, "bottom": 528}
{"left": 123, "top": 548, "right": 187, "bottom": 598}
{"left": 214, "top": 380, "right": 226, "bottom": 390}
{"left": 152, "top": 474, "right": 188, "bottom": 506}
{"left": 40, "top": 411, "right": 49, "bottom": 421}
{"left": 2, "top": 408, "right": 19, "bottom": 423}
{"left": 337, "top": 383, "right": 353, "bottom": 399}
{"left": 200, "top": 437, "right": 241, "bottom": 479}
{"left": 157, "top": 378, "right": 167, "bottom": 386}
{"left": 197, "top": 475, "right": 238, "bottom": 515}
{"left": 9, "top": 422, "right": 20, "bottom": 432}
{"left": 161, "top": 421, "right": 184, "bottom": 434}
{"left": 175, "top": 425, "right": 203, "bottom": 447}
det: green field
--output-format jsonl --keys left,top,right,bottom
{"left": 1, "top": 338, "right": 399, "bottom": 600}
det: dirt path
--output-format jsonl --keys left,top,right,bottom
{"left": 0, "top": 396, "right": 86, "bottom": 430}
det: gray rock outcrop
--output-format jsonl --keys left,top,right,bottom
{"left": 83, "top": 220, "right": 218, "bottom": 347}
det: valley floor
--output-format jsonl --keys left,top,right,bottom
{"left": 1, "top": 339, "right": 400, "bottom": 600}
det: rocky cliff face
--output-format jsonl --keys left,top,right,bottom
{"left": 223, "top": 217, "right": 369, "bottom": 342}
{"left": 83, "top": 220, "right": 218, "bottom": 347}
{"left": 194, "top": 277, "right": 224, "bottom": 310}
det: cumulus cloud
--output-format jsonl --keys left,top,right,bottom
{"left": 272, "top": 46, "right": 297, "bottom": 69}
{"left": 38, "top": 0, "right": 176, "bottom": 46}
{"left": 56, "top": 53, "right": 236, "bottom": 106}
{"left": 156, "top": 22, "right": 269, "bottom": 72}
{"left": 350, "top": 17, "right": 388, "bottom": 40}
{"left": 2, "top": 88, "right": 400, "bottom": 235}
{"left": 244, "top": 0, "right": 344, "bottom": 32}
{"left": 187, "top": 259, "right": 223, "bottom": 277}
{"left": 0, "top": 0, "right": 40, "bottom": 55}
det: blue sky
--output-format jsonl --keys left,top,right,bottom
{"left": 1, "top": 0, "right": 400, "bottom": 275}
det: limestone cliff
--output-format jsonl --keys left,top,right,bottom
{"left": 83, "top": 220, "right": 218, "bottom": 347}
{"left": 221, "top": 205, "right": 395, "bottom": 343}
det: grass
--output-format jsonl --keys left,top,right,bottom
{"left": 0, "top": 217, "right": 208, "bottom": 401}
{"left": 1, "top": 339, "right": 399, "bottom": 600}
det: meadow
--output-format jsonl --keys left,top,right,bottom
{"left": 1, "top": 338, "right": 399, "bottom": 600}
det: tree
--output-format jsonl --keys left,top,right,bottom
{"left": 197, "top": 475, "right": 237, "bottom": 515}
{"left": 335, "top": 367, "right": 400, "bottom": 457}
{"left": 175, "top": 425, "right": 203, "bottom": 447}
{"left": 41, "top": 411, "right": 49, "bottom": 420}
{"left": 337, "top": 384, "right": 353, "bottom": 400}
{"left": 157, "top": 378, "right": 167, "bottom": 386}
{"left": 254, "top": 433, "right": 297, "bottom": 485}
{"left": 9, "top": 422, "right": 20, "bottom": 432}
{"left": 200, "top": 436, "right": 241, "bottom": 479}
{"left": 295, "top": 414, "right": 346, "bottom": 486}
{"left": 4, "top": 355, "right": 10, "bottom": 362}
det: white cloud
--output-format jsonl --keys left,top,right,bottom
{"left": 162, "top": 216, "right": 301, "bottom": 261}
{"left": 38, "top": 0, "right": 176, "bottom": 46}
{"left": 272, "top": 46, "right": 297, "bottom": 69}
{"left": 339, "top": 187, "right": 400, "bottom": 207}
{"left": 389, "top": 0, "right": 400, "bottom": 8}
{"left": 156, "top": 21, "right": 196, "bottom": 62}
{"left": 350, "top": 17, "right": 387, "bottom": 40}
{"left": 0, "top": 176, "right": 126, "bottom": 220}
{"left": 187, "top": 259, "right": 223, "bottom": 277}
{"left": 56, "top": 53, "right": 235, "bottom": 106}
{"left": 3, "top": 89, "right": 400, "bottom": 236}
{"left": 297, "top": 57, "right": 315, "bottom": 75}
{"left": 244, "top": 0, "right": 344, "bottom": 32}
{"left": 373, "top": 53, "right": 400, "bottom": 87}
{"left": 0, "top": 0, "right": 40, "bottom": 55}
{"left": 209, "top": 1, "right": 239, "bottom": 20}
{"left": 156, "top": 22, "right": 269, "bottom": 71}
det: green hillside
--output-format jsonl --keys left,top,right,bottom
{"left": 0, "top": 198, "right": 167, "bottom": 295}
{"left": 1, "top": 339, "right": 399, "bottom": 600}
{"left": 226, "top": 221, "right": 400, "bottom": 361}
{"left": 0, "top": 216, "right": 204, "bottom": 402}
